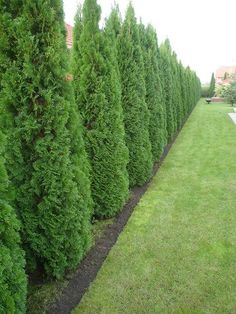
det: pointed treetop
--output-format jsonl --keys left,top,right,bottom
{"left": 83, "top": 0, "right": 101, "bottom": 25}
{"left": 105, "top": 3, "right": 122, "bottom": 37}
{"left": 146, "top": 24, "right": 158, "bottom": 45}
{"left": 161, "top": 38, "right": 172, "bottom": 53}
{"left": 125, "top": 1, "right": 136, "bottom": 20}
{"left": 74, "top": 3, "right": 82, "bottom": 24}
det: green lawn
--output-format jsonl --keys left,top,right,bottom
{"left": 73, "top": 100, "right": 236, "bottom": 314}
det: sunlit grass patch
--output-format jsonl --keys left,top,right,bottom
{"left": 74, "top": 100, "right": 236, "bottom": 314}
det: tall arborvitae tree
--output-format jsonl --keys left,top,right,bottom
{"left": 1, "top": 0, "right": 92, "bottom": 279}
{"left": 72, "top": 0, "right": 129, "bottom": 218}
{"left": 0, "top": 131, "right": 27, "bottom": 314}
{"left": 186, "top": 66, "right": 194, "bottom": 110}
{"left": 66, "top": 6, "right": 93, "bottom": 258}
{"left": 0, "top": 2, "right": 19, "bottom": 132}
{"left": 159, "top": 40, "right": 176, "bottom": 141}
{"left": 105, "top": 5, "right": 122, "bottom": 74}
{"left": 105, "top": 4, "right": 122, "bottom": 43}
{"left": 139, "top": 23, "right": 166, "bottom": 161}
{"left": 117, "top": 4, "right": 153, "bottom": 186}
{"left": 0, "top": 6, "right": 26, "bottom": 312}
{"left": 171, "top": 52, "right": 182, "bottom": 131}
{"left": 179, "top": 62, "right": 188, "bottom": 121}
{"left": 208, "top": 72, "right": 215, "bottom": 97}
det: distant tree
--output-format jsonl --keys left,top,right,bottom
{"left": 224, "top": 82, "right": 236, "bottom": 106}
{"left": 117, "top": 4, "right": 153, "bottom": 186}
{"left": 201, "top": 85, "right": 210, "bottom": 97}
{"left": 215, "top": 84, "right": 229, "bottom": 97}
{"left": 230, "top": 73, "right": 236, "bottom": 81}
{"left": 72, "top": 0, "right": 129, "bottom": 218}
{"left": 179, "top": 62, "right": 188, "bottom": 119}
{"left": 171, "top": 52, "right": 182, "bottom": 131}
{"left": 224, "top": 72, "right": 229, "bottom": 80}
{"left": 208, "top": 73, "right": 215, "bottom": 97}
{"left": 1, "top": 0, "right": 92, "bottom": 279}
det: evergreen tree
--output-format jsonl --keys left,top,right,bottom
{"left": 105, "top": 4, "right": 122, "bottom": 41}
{"left": 159, "top": 40, "right": 176, "bottom": 141}
{"left": 185, "top": 67, "right": 192, "bottom": 113}
{"left": 171, "top": 52, "right": 182, "bottom": 131}
{"left": 72, "top": 0, "right": 129, "bottom": 218}
{"left": 208, "top": 72, "right": 215, "bottom": 97}
{"left": 0, "top": 1, "right": 19, "bottom": 132}
{"left": 0, "top": 131, "right": 27, "bottom": 314}
{"left": 0, "top": 6, "right": 27, "bottom": 311}
{"left": 223, "top": 72, "right": 229, "bottom": 80}
{"left": 117, "top": 4, "right": 153, "bottom": 186}
{"left": 71, "top": 4, "right": 83, "bottom": 73}
{"left": 1, "top": 0, "right": 92, "bottom": 278}
{"left": 179, "top": 62, "right": 188, "bottom": 121}
{"left": 139, "top": 23, "right": 166, "bottom": 161}
{"left": 224, "top": 82, "right": 236, "bottom": 106}
{"left": 105, "top": 4, "right": 122, "bottom": 73}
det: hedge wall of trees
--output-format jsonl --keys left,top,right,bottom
{"left": 0, "top": 1, "right": 92, "bottom": 280}
{"left": 0, "top": 5, "right": 27, "bottom": 312}
{"left": 0, "top": 0, "right": 200, "bottom": 312}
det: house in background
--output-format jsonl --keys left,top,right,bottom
{"left": 65, "top": 23, "right": 73, "bottom": 49}
{"left": 215, "top": 66, "right": 236, "bottom": 86}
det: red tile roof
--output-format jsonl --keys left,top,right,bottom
{"left": 222, "top": 79, "right": 231, "bottom": 84}
{"left": 65, "top": 23, "right": 73, "bottom": 49}
{"left": 215, "top": 66, "right": 236, "bottom": 78}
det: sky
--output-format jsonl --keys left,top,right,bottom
{"left": 63, "top": 0, "right": 236, "bottom": 83}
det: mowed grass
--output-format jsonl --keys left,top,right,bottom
{"left": 73, "top": 100, "right": 236, "bottom": 314}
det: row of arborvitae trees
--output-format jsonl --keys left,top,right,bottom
{"left": 0, "top": 0, "right": 200, "bottom": 312}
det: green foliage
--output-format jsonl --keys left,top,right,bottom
{"left": 159, "top": 40, "right": 176, "bottom": 140}
{"left": 0, "top": 6, "right": 27, "bottom": 312}
{"left": 0, "top": 1, "right": 202, "bottom": 308}
{"left": 139, "top": 23, "right": 166, "bottom": 161}
{"left": 171, "top": 52, "right": 182, "bottom": 131}
{"left": 105, "top": 4, "right": 122, "bottom": 41}
{"left": 0, "top": 132, "right": 27, "bottom": 314}
{"left": 208, "top": 73, "right": 216, "bottom": 97}
{"left": 224, "top": 82, "right": 236, "bottom": 106}
{"left": 74, "top": 101, "right": 236, "bottom": 314}
{"left": 201, "top": 85, "right": 210, "bottom": 97}
{"left": 1, "top": 0, "right": 92, "bottom": 279}
{"left": 117, "top": 4, "right": 153, "bottom": 186}
{"left": 215, "top": 84, "right": 228, "bottom": 97}
{"left": 72, "top": 0, "right": 129, "bottom": 218}
{"left": 159, "top": 41, "right": 201, "bottom": 141}
{"left": 202, "top": 74, "right": 216, "bottom": 99}
{"left": 223, "top": 72, "right": 229, "bottom": 80}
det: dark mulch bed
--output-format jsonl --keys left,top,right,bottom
{"left": 46, "top": 139, "right": 176, "bottom": 314}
